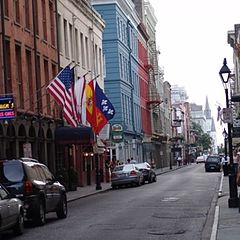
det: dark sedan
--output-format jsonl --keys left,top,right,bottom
{"left": 205, "top": 155, "right": 221, "bottom": 172}
{"left": 0, "top": 183, "right": 24, "bottom": 235}
{"left": 135, "top": 162, "right": 157, "bottom": 183}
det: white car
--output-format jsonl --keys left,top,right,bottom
{"left": 196, "top": 155, "right": 205, "bottom": 164}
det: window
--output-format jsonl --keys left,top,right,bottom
{"left": 33, "top": 0, "right": 39, "bottom": 34}
{"left": 57, "top": 14, "right": 63, "bottom": 52}
{"left": 26, "top": 49, "right": 34, "bottom": 111}
{"left": 94, "top": 44, "right": 98, "bottom": 75}
{"left": 42, "top": 165, "right": 53, "bottom": 180}
{"left": 69, "top": 23, "right": 73, "bottom": 59}
{"left": 15, "top": 44, "right": 24, "bottom": 108}
{"left": 0, "top": 186, "right": 8, "bottom": 200}
{"left": 44, "top": 59, "right": 50, "bottom": 114}
{"left": 24, "top": 0, "right": 30, "bottom": 29}
{"left": 5, "top": 40, "right": 12, "bottom": 94}
{"left": 119, "top": 54, "right": 122, "bottom": 78}
{"left": 42, "top": 0, "right": 47, "bottom": 40}
{"left": 99, "top": 48, "right": 102, "bottom": 77}
{"left": 4, "top": 0, "right": 9, "bottom": 17}
{"left": 49, "top": 1, "right": 55, "bottom": 45}
{"left": 85, "top": 37, "right": 89, "bottom": 69}
{"left": 75, "top": 28, "right": 79, "bottom": 62}
{"left": 117, "top": 17, "right": 120, "bottom": 38}
{"left": 36, "top": 55, "right": 42, "bottom": 112}
{"left": 63, "top": 19, "right": 69, "bottom": 58}
{"left": 80, "top": 33, "right": 85, "bottom": 68}
{"left": 14, "top": 0, "right": 20, "bottom": 23}
{"left": 3, "top": 161, "right": 24, "bottom": 182}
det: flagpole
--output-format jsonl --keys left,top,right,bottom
{"left": 95, "top": 135, "right": 102, "bottom": 190}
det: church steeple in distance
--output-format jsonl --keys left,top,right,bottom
{"left": 204, "top": 96, "right": 211, "bottom": 119}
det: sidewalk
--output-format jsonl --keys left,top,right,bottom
{"left": 66, "top": 164, "right": 184, "bottom": 202}
{"left": 215, "top": 173, "right": 240, "bottom": 240}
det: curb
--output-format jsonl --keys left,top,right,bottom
{"left": 210, "top": 205, "right": 219, "bottom": 240}
{"left": 210, "top": 172, "right": 223, "bottom": 240}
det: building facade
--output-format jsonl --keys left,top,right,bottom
{"left": 0, "top": 0, "right": 59, "bottom": 173}
{"left": 93, "top": 0, "right": 147, "bottom": 163}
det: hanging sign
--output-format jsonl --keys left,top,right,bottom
{"left": 111, "top": 124, "right": 123, "bottom": 143}
{"left": 222, "top": 108, "right": 232, "bottom": 124}
{"left": 0, "top": 97, "right": 16, "bottom": 119}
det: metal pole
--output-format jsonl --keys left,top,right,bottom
{"left": 95, "top": 153, "right": 102, "bottom": 190}
{"left": 223, "top": 133, "right": 228, "bottom": 176}
{"left": 225, "top": 88, "right": 239, "bottom": 207}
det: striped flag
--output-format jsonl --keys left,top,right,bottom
{"left": 75, "top": 76, "right": 87, "bottom": 125}
{"left": 46, "top": 65, "right": 79, "bottom": 127}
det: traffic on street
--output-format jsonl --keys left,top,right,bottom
{"left": 1, "top": 164, "right": 221, "bottom": 240}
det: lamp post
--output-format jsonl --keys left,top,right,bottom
{"left": 222, "top": 128, "right": 228, "bottom": 176}
{"left": 219, "top": 58, "right": 239, "bottom": 208}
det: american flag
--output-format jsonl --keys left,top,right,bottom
{"left": 46, "top": 65, "right": 79, "bottom": 127}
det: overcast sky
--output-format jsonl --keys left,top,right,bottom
{"left": 148, "top": 0, "right": 240, "bottom": 144}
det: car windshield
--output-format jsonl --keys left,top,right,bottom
{"left": 113, "top": 164, "right": 134, "bottom": 172}
{"left": 136, "top": 163, "right": 150, "bottom": 169}
{"left": 0, "top": 160, "right": 24, "bottom": 182}
{"left": 207, "top": 157, "right": 220, "bottom": 162}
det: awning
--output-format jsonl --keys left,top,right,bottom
{"left": 55, "top": 126, "right": 94, "bottom": 145}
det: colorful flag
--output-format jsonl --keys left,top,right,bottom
{"left": 86, "top": 80, "right": 96, "bottom": 128}
{"left": 75, "top": 76, "right": 87, "bottom": 125}
{"left": 85, "top": 80, "right": 115, "bottom": 134}
{"left": 46, "top": 65, "right": 79, "bottom": 127}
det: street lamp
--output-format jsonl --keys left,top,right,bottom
{"left": 219, "top": 58, "right": 239, "bottom": 208}
{"left": 222, "top": 128, "right": 228, "bottom": 176}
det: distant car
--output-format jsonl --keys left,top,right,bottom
{"left": 0, "top": 158, "right": 67, "bottom": 226}
{"left": 196, "top": 155, "right": 205, "bottom": 164}
{"left": 111, "top": 164, "right": 144, "bottom": 189}
{"left": 205, "top": 155, "right": 221, "bottom": 172}
{"left": 135, "top": 162, "right": 157, "bottom": 183}
{"left": 0, "top": 183, "right": 24, "bottom": 235}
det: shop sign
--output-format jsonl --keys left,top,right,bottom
{"left": 0, "top": 97, "right": 16, "bottom": 119}
{"left": 111, "top": 124, "right": 123, "bottom": 143}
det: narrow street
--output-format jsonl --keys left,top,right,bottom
{"left": 2, "top": 164, "right": 221, "bottom": 240}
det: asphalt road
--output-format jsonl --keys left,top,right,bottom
{"left": 2, "top": 164, "right": 221, "bottom": 240}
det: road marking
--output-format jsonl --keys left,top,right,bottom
{"left": 161, "top": 197, "right": 179, "bottom": 202}
{"left": 210, "top": 205, "right": 219, "bottom": 240}
{"left": 218, "top": 172, "right": 224, "bottom": 197}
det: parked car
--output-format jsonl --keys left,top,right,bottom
{"left": 0, "top": 183, "right": 24, "bottom": 235}
{"left": 205, "top": 155, "right": 221, "bottom": 172}
{"left": 196, "top": 155, "right": 206, "bottom": 164}
{"left": 135, "top": 162, "right": 157, "bottom": 183}
{"left": 111, "top": 164, "right": 144, "bottom": 189}
{"left": 0, "top": 158, "right": 67, "bottom": 226}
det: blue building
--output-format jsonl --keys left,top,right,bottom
{"left": 92, "top": 0, "right": 146, "bottom": 163}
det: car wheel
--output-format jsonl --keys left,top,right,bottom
{"left": 34, "top": 199, "right": 46, "bottom": 226}
{"left": 13, "top": 210, "right": 24, "bottom": 235}
{"left": 148, "top": 174, "right": 153, "bottom": 183}
{"left": 136, "top": 178, "right": 141, "bottom": 186}
{"left": 56, "top": 195, "right": 67, "bottom": 219}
